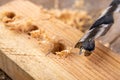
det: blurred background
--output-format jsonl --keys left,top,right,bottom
{"left": 1, "top": 0, "right": 120, "bottom": 54}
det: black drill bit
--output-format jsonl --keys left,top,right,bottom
{"left": 75, "top": 0, "right": 120, "bottom": 56}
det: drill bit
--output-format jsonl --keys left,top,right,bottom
{"left": 75, "top": 0, "right": 120, "bottom": 56}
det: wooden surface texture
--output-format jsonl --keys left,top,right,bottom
{"left": 0, "top": 0, "right": 120, "bottom": 80}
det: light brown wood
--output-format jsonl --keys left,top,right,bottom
{"left": 0, "top": 1, "right": 120, "bottom": 80}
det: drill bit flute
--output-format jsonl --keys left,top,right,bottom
{"left": 75, "top": 0, "right": 120, "bottom": 56}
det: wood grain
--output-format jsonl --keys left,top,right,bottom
{"left": 0, "top": 1, "right": 120, "bottom": 80}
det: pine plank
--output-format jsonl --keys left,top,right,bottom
{"left": 0, "top": 1, "right": 120, "bottom": 80}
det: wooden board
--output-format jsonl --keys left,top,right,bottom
{"left": 0, "top": 1, "right": 120, "bottom": 80}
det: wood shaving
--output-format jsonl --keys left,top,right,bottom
{"left": 48, "top": 9, "right": 93, "bottom": 32}
{"left": 29, "top": 29, "right": 50, "bottom": 42}
{"left": 55, "top": 47, "right": 72, "bottom": 58}
{"left": 104, "top": 43, "right": 110, "bottom": 47}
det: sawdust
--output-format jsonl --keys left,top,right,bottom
{"left": 48, "top": 9, "right": 93, "bottom": 32}
{"left": 55, "top": 47, "right": 72, "bottom": 58}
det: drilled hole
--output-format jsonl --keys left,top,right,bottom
{"left": 79, "top": 18, "right": 83, "bottom": 22}
{"left": 5, "top": 12, "right": 16, "bottom": 19}
{"left": 51, "top": 41, "right": 66, "bottom": 54}
{"left": 27, "top": 25, "right": 39, "bottom": 35}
